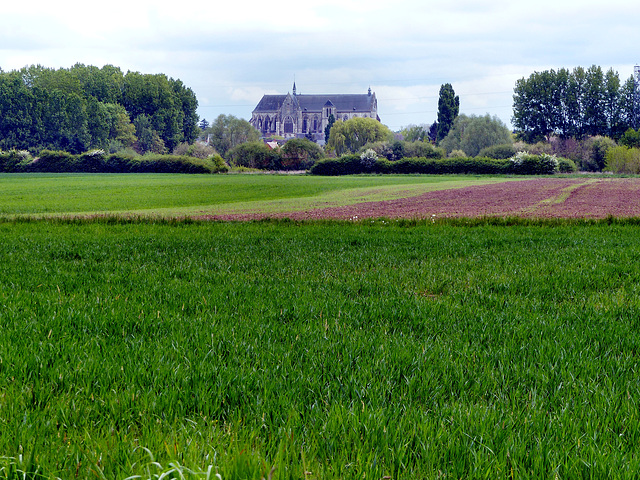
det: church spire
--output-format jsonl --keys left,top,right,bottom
{"left": 293, "top": 81, "right": 297, "bottom": 96}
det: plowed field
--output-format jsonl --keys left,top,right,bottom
{"left": 201, "top": 177, "right": 640, "bottom": 220}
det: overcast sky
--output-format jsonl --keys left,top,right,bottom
{"left": 2, "top": 0, "right": 640, "bottom": 131}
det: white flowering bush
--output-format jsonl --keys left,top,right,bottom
{"left": 508, "top": 151, "right": 528, "bottom": 166}
{"left": 16, "top": 150, "right": 32, "bottom": 161}
{"left": 359, "top": 148, "right": 378, "bottom": 169}
{"left": 0, "top": 149, "right": 33, "bottom": 172}
{"left": 509, "top": 151, "right": 558, "bottom": 174}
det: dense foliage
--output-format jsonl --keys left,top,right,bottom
{"left": 2, "top": 219, "right": 640, "bottom": 478}
{"left": 326, "top": 117, "right": 394, "bottom": 155}
{"left": 477, "top": 143, "right": 517, "bottom": 159}
{"left": 512, "top": 65, "right": 635, "bottom": 142}
{"left": 439, "top": 114, "right": 513, "bottom": 157}
{"left": 0, "top": 149, "right": 227, "bottom": 174}
{"left": 281, "top": 138, "right": 325, "bottom": 169}
{"left": 0, "top": 64, "right": 199, "bottom": 154}
{"left": 227, "top": 141, "right": 283, "bottom": 170}
{"left": 605, "top": 146, "right": 640, "bottom": 174}
{"left": 359, "top": 140, "right": 445, "bottom": 161}
{"left": 201, "top": 114, "right": 261, "bottom": 158}
{"left": 227, "top": 138, "right": 325, "bottom": 171}
{"left": 309, "top": 153, "right": 573, "bottom": 175}
{"left": 400, "top": 123, "right": 437, "bottom": 143}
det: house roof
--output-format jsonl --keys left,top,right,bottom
{"left": 253, "top": 93, "right": 376, "bottom": 114}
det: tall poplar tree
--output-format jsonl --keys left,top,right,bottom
{"left": 436, "top": 84, "right": 459, "bottom": 142}
{"left": 512, "top": 66, "right": 635, "bottom": 141}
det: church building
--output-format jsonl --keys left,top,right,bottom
{"left": 250, "top": 83, "right": 379, "bottom": 144}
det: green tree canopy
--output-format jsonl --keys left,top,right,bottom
{"left": 512, "top": 65, "right": 634, "bottom": 142}
{"left": 0, "top": 64, "right": 198, "bottom": 153}
{"left": 204, "top": 114, "right": 260, "bottom": 158}
{"left": 440, "top": 114, "right": 513, "bottom": 157}
{"left": 326, "top": 117, "right": 394, "bottom": 156}
{"left": 133, "top": 114, "right": 166, "bottom": 154}
{"left": 436, "top": 84, "right": 459, "bottom": 142}
{"left": 400, "top": 124, "right": 430, "bottom": 142}
{"left": 281, "top": 138, "right": 324, "bottom": 169}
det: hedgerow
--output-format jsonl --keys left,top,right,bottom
{"left": 0, "top": 149, "right": 228, "bottom": 174}
{"left": 309, "top": 156, "right": 511, "bottom": 175}
{"left": 309, "top": 153, "right": 576, "bottom": 175}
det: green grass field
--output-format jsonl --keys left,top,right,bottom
{"left": 0, "top": 173, "right": 516, "bottom": 217}
{"left": 2, "top": 215, "right": 640, "bottom": 479}
{"left": 1, "top": 174, "right": 639, "bottom": 479}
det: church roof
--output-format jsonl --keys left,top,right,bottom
{"left": 253, "top": 95, "right": 288, "bottom": 112}
{"left": 298, "top": 94, "right": 374, "bottom": 112}
{"left": 253, "top": 93, "right": 375, "bottom": 114}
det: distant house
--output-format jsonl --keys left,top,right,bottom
{"left": 250, "top": 83, "right": 380, "bottom": 144}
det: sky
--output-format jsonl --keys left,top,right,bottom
{"left": 2, "top": 0, "right": 640, "bottom": 131}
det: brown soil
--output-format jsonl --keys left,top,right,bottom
{"left": 196, "top": 177, "right": 640, "bottom": 221}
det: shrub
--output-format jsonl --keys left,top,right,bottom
{"left": 0, "top": 150, "right": 33, "bottom": 172}
{"left": 310, "top": 156, "right": 511, "bottom": 175}
{"left": 77, "top": 149, "right": 107, "bottom": 172}
{"left": 548, "top": 137, "right": 583, "bottom": 160}
{"left": 210, "top": 154, "right": 229, "bottom": 173}
{"left": 390, "top": 140, "right": 405, "bottom": 161}
{"left": 104, "top": 152, "right": 138, "bottom": 173}
{"left": 131, "top": 154, "right": 218, "bottom": 174}
{"left": 359, "top": 140, "right": 445, "bottom": 161}
{"left": 403, "top": 141, "right": 445, "bottom": 159}
{"left": 513, "top": 140, "right": 554, "bottom": 156}
{"left": 359, "top": 141, "right": 393, "bottom": 160}
{"left": 509, "top": 152, "right": 558, "bottom": 174}
{"left": 605, "top": 146, "right": 640, "bottom": 174}
{"left": 619, "top": 128, "right": 640, "bottom": 149}
{"left": 557, "top": 157, "right": 577, "bottom": 173}
{"left": 359, "top": 149, "right": 378, "bottom": 169}
{"left": 478, "top": 143, "right": 517, "bottom": 159}
{"left": 310, "top": 155, "right": 364, "bottom": 175}
{"left": 172, "top": 142, "right": 218, "bottom": 159}
{"left": 281, "top": 138, "right": 324, "bottom": 170}
{"left": 227, "top": 142, "right": 283, "bottom": 170}
{"left": 11, "top": 150, "right": 225, "bottom": 174}
{"left": 27, "top": 150, "right": 76, "bottom": 172}
{"left": 581, "top": 136, "right": 616, "bottom": 171}
{"left": 448, "top": 149, "right": 466, "bottom": 158}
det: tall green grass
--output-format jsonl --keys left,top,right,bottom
{"left": 1, "top": 219, "right": 640, "bottom": 478}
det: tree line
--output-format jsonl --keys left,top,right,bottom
{"left": 0, "top": 64, "right": 199, "bottom": 154}
{"left": 512, "top": 65, "right": 636, "bottom": 142}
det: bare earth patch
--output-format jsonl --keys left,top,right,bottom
{"left": 197, "top": 178, "right": 640, "bottom": 221}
